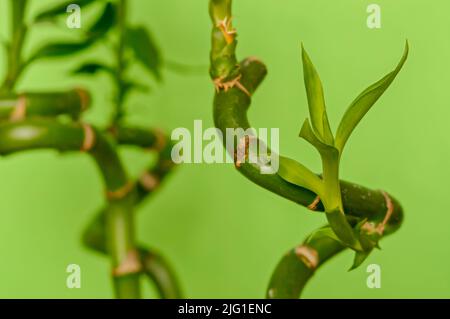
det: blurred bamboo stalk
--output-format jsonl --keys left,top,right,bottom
{"left": 0, "top": 0, "right": 181, "bottom": 298}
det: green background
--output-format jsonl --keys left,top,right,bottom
{"left": 0, "top": 0, "right": 447, "bottom": 298}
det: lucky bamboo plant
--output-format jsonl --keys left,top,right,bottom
{"left": 0, "top": 0, "right": 181, "bottom": 299}
{"left": 209, "top": 0, "right": 408, "bottom": 298}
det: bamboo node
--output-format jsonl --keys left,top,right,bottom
{"left": 361, "top": 191, "right": 394, "bottom": 236}
{"left": 152, "top": 128, "right": 167, "bottom": 152}
{"left": 81, "top": 123, "right": 96, "bottom": 152}
{"left": 112, "top": 250, "right": 142, "bottom": 277}
{"left": 307, "top": 196, "right": 321, "bottom": 211}
{"left": 213, "top": 74, "right": 251, "bottom": 97}
{"left": 107, "top": 181, "right": 134, "bottom": 200}
{"left": 295, "top": 245, "right": 319, "bottom": 270}
{"left": 75, "top": 88, "right": 91, "bottom": 112}
{"left": 139, "top": 172, "right": 160, "bottom": 191}
{"left": 10, "top": 95, "right": 27, "bottom": 122}
{"left": 234, "top": 135, "right": 253, "bottom": 168}
{"left": 361, "top": 221, "right": 383, "bottom": 236}
{"left": 379, "top": 190, "right": 394, "bottom": 233}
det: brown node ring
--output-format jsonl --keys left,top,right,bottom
{"left": 234, "top": 135, "right": 254, "bottom": 168}
{"left": 81, "top": 123, "right": 96, "bottom": 152}
{"left": 151, "top": 128, "right": 167, "bottom": 152}
{"left": 379, "top": 190, "right": 394, "bottom": 233}
{"left": 75, "top": 88, "right": 91, "bottom": 112}
{"left": 307, "top": 195, "right": 321, "bottom": 211}
{"left": 10, "top": 95, "right": 27, "bottom": 122}
{"left": 361, "top": 191, "right": 394, "bottom": 236}
{"left": 112, "top": 250, "right": 142, "bottom": 277}
{"left": 107, "top": 181, "right": 134, "bottom": 200}
{"left": 139, "top": 172, "right": 160, "bottom": 192}
{"left": 295, "top": 245, "right": 319, "bottom": 270}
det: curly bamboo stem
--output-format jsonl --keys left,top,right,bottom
{"left": 0, "top": 89, "right": 90, "bottom": 120}
{"left": 212, "top": 56, "right": 403, "bottom": 233}
{"left": 109, "top": 126, "right": 176, "bottom": 202}
{"left": 267, "top": 228, "right": 345, "bottom": 298}
{"left": 0, "top": 118, "right": 141, "bottom": 298}
{"left": 82, "top": 126, "right": 180, "bottom": 298}
{"left": 83, "top": 207, "right": 181, "bottom": 298}
{"left": 209, "top": 0, "right": 404, "bottom": 298}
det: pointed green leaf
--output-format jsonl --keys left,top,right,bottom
{"left": 34, "top": 0, "right": 98, "bottom": 23}
{"left": 305, "top": 225, "right": 340, "bottom": 243}
{"left": 28, "top": 3, "right": 116, "bottom": 64}
{"left": 72, "top": 62, "right": 114, "bottom": 75}
{"left": 125, "top": 26, "right": 162, "bottom": 81}
{"left": 301, "top": 45, "right": 334, "bottom": 144}
{"left": 123, "top": 81, "right": 151, "bottom": 94}
{"left": 87, "top": 2, "right": 117, "bottom": 39}
{"left": 299, "top": 119, "right": 338, "bottom": 157}
{"left": 326, "top": 208, "right": 363, "bottom": 251}
{"left": 277, "top": 156, "right": 323, "bottom": 196}
{"left": 28, "top": 40, "right": 95, "bottom": 63}
{"left": 28, "top": 41, "right": 94, "bottom": 63}
{"left": 349, "top": 219, "right": 384, "bottom": 270}
{"left": 350, "top": 250, "right": 372, "bottom": 271}
{"left": 335, "top": 42, "right": 409, "bottom": 152}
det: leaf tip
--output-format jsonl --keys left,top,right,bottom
{"left": 298, "top": 118, "right": 309, "bottom": 137}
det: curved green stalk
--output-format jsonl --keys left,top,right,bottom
{"left": 0, "top": 89, "right": 90, "bottom": 120}
{"left": 267, "top": 210, "right": 403, "bottom": 299}
{"left": 267, "top": 227, "right": 345, "bottom": 298}
{"left": 0, "top": 118, "right": 141, "bottom": 298}
{"left": 1, "top": 87, "right": 180, "bottom": 298}
{"left": 108, "top": 126, "right": 176, "bottom": 202}
{"left": 209, "top": 0, "right": 405, "bottom": 297}
{"left": 83, "top": 208, "right": 181, "bottom": 299}
{"left": 213, "top": 57, "right": 403, "bottom": 232}
{"left": 82, "top": 126, "right": 181, "bottom": 298}
{"left": 0, "top": 0, "right": 176, "bottom": 299}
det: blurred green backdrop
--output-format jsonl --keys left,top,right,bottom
{"left": 0, "top": 0, "right": 447, "bottom": 298}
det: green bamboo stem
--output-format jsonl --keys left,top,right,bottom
{"left": 0, "top": 118, "right": 141, "bottom": 298}
{"left": 217, "top": 57, "right": 403, "bottom": 299}
{"left": 99, "top": 2, "right": 145, "bottom": 296}
{"left": 82, "top": 126, "right": 180, "bottom": 298}
{"left": 108, "top": 126, "right": 176, "bottom": 202}
{"left": 213, "top": 57, "right": 403, "bottom": 232}
{"left": 0, "top": 91, "right": 173, "bottom": 191}
{"left": 266, "top": 227, "right": 345, "bottom": 298}
{"left": 267, "top": 204, "right": 402, "bottom": 299}
{"left": 209, "top": 0, "right": 404, "bottom": 297}
{"left": 0, "top": 0, "right": 143, "bottom": 299}
{"left": 113, "top": 0, "right": 128, "bottom": 124}
{"left": 1, "top": 0, "right": 28, "bottom": 93}
{"left": 83, "top": 211, "right": 182, "bottom": 299}
{"left": 0, "top": 95, "right": 178, "bottom": 296}
{"left": 0, "top": 89, "right": 90, "bottom": 120}
{"left": 138, "top": 248, "right": 181, "bottom": 299}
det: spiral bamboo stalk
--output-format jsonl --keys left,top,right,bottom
{"left": 209, "top": 0, "right": 405, "bottom": 298}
